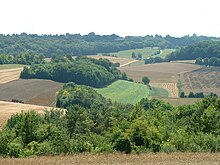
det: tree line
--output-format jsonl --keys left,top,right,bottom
{"left": 0, "top": 83, "right": 220, "bottom": 157}
{"left": 0, "top": 33, "right": 217, "bottom": 58}
{"left": 0, "top": 53, "right": 45, "bottom": 65}
{"left": 20, "top": 56, "right": 125, "bottom": 87}
{"left": 167, "top": 41, "right": 220, "bottom": 61}
{"left": 195, "top": 57, "right": 220, "bottom": 66}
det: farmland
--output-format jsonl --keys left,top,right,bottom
{"left": 0, "top": 79, "right": 63, "bottom": 106}
{"left": 1, "top": 152, "right": 220, "bottom": 165}
{"left": 180, "top": 66, "right": 220, "bottom": 96}
{"left": 120, "top": 62, "right": 201, "bottom": 83}
{"left": 106, "top": 47, "right": 160, "bottom": 59}
{"left": 96, "top": 80, "right": 151, "bottom": 104}
{"left": 87, "top": 55, "right": 136, "bottom": 66}
{"left": 96, "top": 80, "right": 169, "bottom": 104}
{"left": 0, "top": 101, "right": 50, "bottom": 129}
{"left": 0, "top": 68, "right": 23, "bottom": 84}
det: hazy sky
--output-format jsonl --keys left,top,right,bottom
{"left": 0, "top": 0, "right": 220, "bottom": 37}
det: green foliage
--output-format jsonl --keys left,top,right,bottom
{"left": 142, "top": 76, "right": 150, "bottom": 85}
{"left": 1, "top": 86, "right": 220, "bottom": 157}
{"left": 20, "top": 57, "right": 121, "bottom": 87}
{"left": 167, "top": 41, "right": 220, "bottom": 61}
{"left": 0, "top": 53, "right": 45, "bottom": 65}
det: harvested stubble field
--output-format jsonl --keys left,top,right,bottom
{"left": 119, "top": 62, "right": 201, "bottom": 83}
{"left": 0, "top": 79, "right": 63, "bottom": 106}
{"left": 0, "top": 68, "right": 23, "bottom": 84}
{"left": 1, "top": 152, "right": 220, "bottom": 165}
{"left": 151, "top": 83, "right": 178, "bottom": 97}
{"left": 0, "top": 101, "right": 51, "bottom": 129}
{"left": 180, "top": 66, "right": 220, "bottom": 96}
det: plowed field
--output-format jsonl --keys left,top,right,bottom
{"left": 180, "top": 66, "right": 220, "bottom": 96}
{"left": 120, "top": 62, "right": 201, "bottom": 83}
{"left": 0, "top": 79, "right": 63, "bottom": 106}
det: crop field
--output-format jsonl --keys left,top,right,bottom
{"left": 151, "top": 83, "right": 178, "bottom": 98}
{"left": 96, "top": 80, "right": 169, "bottom": 104}
{"left": 0, "top": 79, "right": 63, "bottom": 106}
{"left": 180, "top": 66, "right": 220, "bottom": 96}
{"left": 1, "top": 152, "right": 220, "bottom": 165}
{"left": 0, "top": 101, "right": 51, "bottom": 129}
{"left": 0, "top": 68, "right": 23, "bottom": 84}
{"left": 96, "top": 80, "right": 150, "bottom": 104}
{"left": 120, "top": 62, "right": 201, "bottom": 83}
{"left": 0, "top": 64, "right": 25, "bottom": 70}
{"left": 87, "top": 55, "right": 135, "bottom": 66}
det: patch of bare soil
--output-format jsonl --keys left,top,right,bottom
{"left": 0, "top": 79, "right": 63, "bottom": 106}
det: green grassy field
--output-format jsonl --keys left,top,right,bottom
{"left": 100, "top": 47, "right": 159, "bottom": 59}
{"left": 152, "top": 49, "right": 175, "bottom": 58}
{"left": 150, "top": 86, "right": 170, "bottom": 97}
{"left": 96, "top": 80, "right": 169, "bottom": 104}
{"left": 0, "top": 64, "right": 25, "bottom": 70}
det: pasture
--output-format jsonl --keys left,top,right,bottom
{"left": 1, "top": 152, "right": 220, "bottom": 165}
{"left": 96, "top": 80, "right": 169, "bottom": 104}
{"left": 0, "top": 101, "right": 51, "bottom": 129}
{"left": 106, "top": 47, "right": 160, "bottom": 59}
{"left": 180, "top": 66, "right": 220, "bottom": 96}
{"left": 0, "top": 79, "right": 63, "bottom": 106}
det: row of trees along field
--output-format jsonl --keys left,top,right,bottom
{"left": 0, "top": 33, "right": 217, "bottom": 57}
{"left": 0, "top": 53, "right": 45, "bottom": 65}
{"left": 195, "top": 57, "right": 220, "bottom": 66}
{"left": 0, "top": 82, "right": 220, "bottom": 157}
{"left": 167, "top": 41, "right": 220, "bottom": 61}
{"left": 20, "top": 56, "right": 125, "bottom": 87}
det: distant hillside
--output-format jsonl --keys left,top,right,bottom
{"left": 0, "top": 33, "right": 217, "bottom": 57}
{"left": 167, "top": 40, "right": 220, "bottom": 61}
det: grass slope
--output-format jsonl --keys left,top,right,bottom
{"left": 96, "top": 80, "right": 169, "bottom": 104}
{"left": 104, "top": 47, "right": 159, "bottom": 59}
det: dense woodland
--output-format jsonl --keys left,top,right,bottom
{"left": 20, "top": 56, "right": 123, "bottom": 87}
{"left": 0, "top": 33, "right": 217, "bottom": 58}
{"left": 167, "top": 41, "right": 220, "bottom": 61}
{"left": 0, "top": 83, "right": 219, "bottom": 157}
{"left": 195, "top": 57, "right": 220, "bottom": 67}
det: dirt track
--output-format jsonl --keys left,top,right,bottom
{"left": 0, "top": 68, "right": 23, "bottom": 84}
